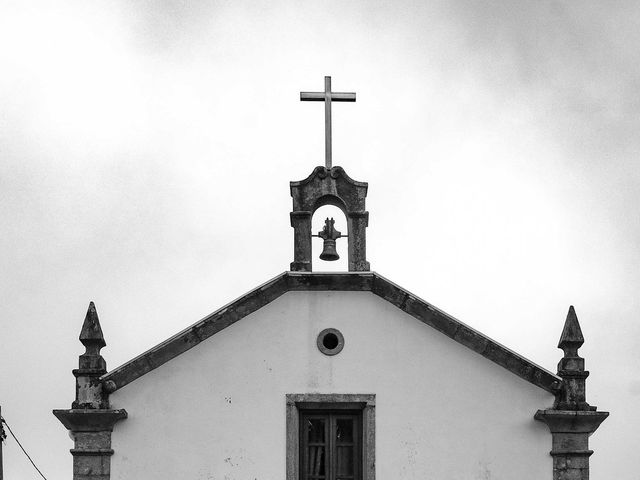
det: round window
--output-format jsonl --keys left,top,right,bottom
{"left": 317, "top": 328, "right": 344, "bottom": 356}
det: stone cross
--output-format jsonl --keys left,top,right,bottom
{"left": 300, "top": 76, "right": 356, "bottom": 169}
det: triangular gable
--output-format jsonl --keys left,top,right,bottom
{"left": 101, "top": 272, "right": 561, "bottom": 394}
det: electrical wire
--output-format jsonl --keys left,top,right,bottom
{"left": 1, "top": 416, "right": 48, "bottom": 480}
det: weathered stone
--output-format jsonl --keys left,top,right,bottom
{"left": 535, "top": 409, "right": 608, "bottom": 480}
{"left": 558, "top": 306, "right": 584, "bottom": 350}
{"left": 146, "top": 329, "right": 202, "bottom": 369}
{"left": 54, "top": 409, "right": 127, "bottom": 432}
{"left": 53, "top": 409, "right": 127, "bottom": 480}
{"left": 454, "top": 326, "right": 489, "bottom": 354}
{"left": 534, "top": 306, "right": 609, "bottom": 480}
{"left": 80, "top": 302, "right": 106, "bottom": 350}
{"left": 290, "top": 166, "right": 370, "bottom": 272}
{"left": 73, "top": 303, "right": 108, "bottom": 409}
{"left": 402, "top": 295, "right": 460, "bottom": 337}
{"left": 290, "top": 211, "right": 312, "bottom": 272}
{"left": 287, "top": 271, "right": 373, "bottom": 291}
{"left": 554, "top": 307, "right": 592, "bottom": 411}
{"left": 371, "top": 274, "right": 408, "bottom": 307}
{"left": 55, "top": 305, "right": 129, "bottom": 480}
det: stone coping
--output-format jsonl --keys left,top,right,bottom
{"left": 101, "top": 272, "right": 562, "bottom": 394}
{"left": 53, "top": 409, "right": 128, "bottom": 432}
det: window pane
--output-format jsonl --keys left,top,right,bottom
{"left": 336, "top": 446, "right": 354, "bottom": 475}
{"left": 299, "top": 411, "right": 362, "bottom": 480}
{"left": 307, "top": 446, "right": 325, "bottom": 476}
{"left": 307, "top": 418, "right": 325, "bottom": 443}
{"left": 336, "top": 419, "right": 353, "bottom": 443}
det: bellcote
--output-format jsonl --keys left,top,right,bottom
{"left": 290, "top": 166, "right": 370, "bottom": 272}
{"left": 292, "top": 77, "right": 368, "bottom": 272}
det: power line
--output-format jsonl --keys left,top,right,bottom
{"left": 0, "top": 416, "right": 48, "bottom": 480}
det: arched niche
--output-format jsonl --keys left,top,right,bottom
{"left": 290, "top": 166, "right": 370, "bottom": 272}
{"left": 312, "top": 205, "right": 348, "bottom": 272}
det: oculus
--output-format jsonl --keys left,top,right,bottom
{"left": 317, "top": 328, "right": 344, "bottom": 356}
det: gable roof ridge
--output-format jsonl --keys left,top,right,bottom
{"left": 371, "top": 272, "right": 561, "bottom": 393}
{"left": 101, "top": 271, "right": 561, "bottom": 395}
{"left": 101, "top": 272, "right": 290, "bottom": 390}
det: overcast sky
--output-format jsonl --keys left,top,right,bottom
{"left": 1, "top": 1, "right": 638, "bottom": 478}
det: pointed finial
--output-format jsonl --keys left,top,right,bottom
{"left": 554, "top": 305, "right": 591, "bottom": 410}
{"left": 557, "top": 305, "right": 584, "bottom": 350}
{"left": 73, "top": 302, "right": 109, "bottom": 408}
{"left": 80, "top": 301, "right": 106, "bottom": 349}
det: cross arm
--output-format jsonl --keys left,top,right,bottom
{"left": 300, "top": 92, "right": 356, "bottom": 102}
{"left": 330, "top": 92, "right": 356, "bottom": 102}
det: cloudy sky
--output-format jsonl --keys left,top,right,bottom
{"left": 1, "top": 1, "right": 638, "bottom": 478}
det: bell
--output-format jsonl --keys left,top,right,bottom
{"left": 318, "top": 217, "right": 342, "bottom": 261}
{"left": 320, "top": 238, "right": 340, "bottom": 261}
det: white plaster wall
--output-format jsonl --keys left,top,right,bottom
{"left": 110, "top": 291, "right": 554, "bottom": 480}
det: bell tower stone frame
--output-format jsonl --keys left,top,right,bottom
{"left": 290, "top": 165, "right": 370, "bottom": 272}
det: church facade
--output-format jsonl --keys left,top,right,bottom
{"left": 54, "top": 79, "right": 607, "bottom": 480}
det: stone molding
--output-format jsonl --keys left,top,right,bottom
{"left": 285, "top": 394, "right": 375, "bottom": 480}
{"left": 53, "top": 409, "right": 128, "bottom": 432}
{"left": 100, "top": 271, "right": 562, "bottom": 394}
{"left": 53, "top": 409, "right": 127, "bottom": 480}
{"left": 535, "top": 409, "right": 608, "bottom": 480}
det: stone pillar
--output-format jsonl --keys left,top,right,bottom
{"left": 347, "top": 211, "right": 370, "bottom": 272}
{"left": 53, "top": 302, "right": 127, "bottom": 480}
{"left": 535, "top": 410, "right": 607, "bottom": 480}
{"left": 535, "top": 306, "right": 608, "bottom": 480}
{"left": 54, "top": 410, "right": 126, "bottom": 480}
{"left": 290, "top": 211, "right": 312, "bottom": 271}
